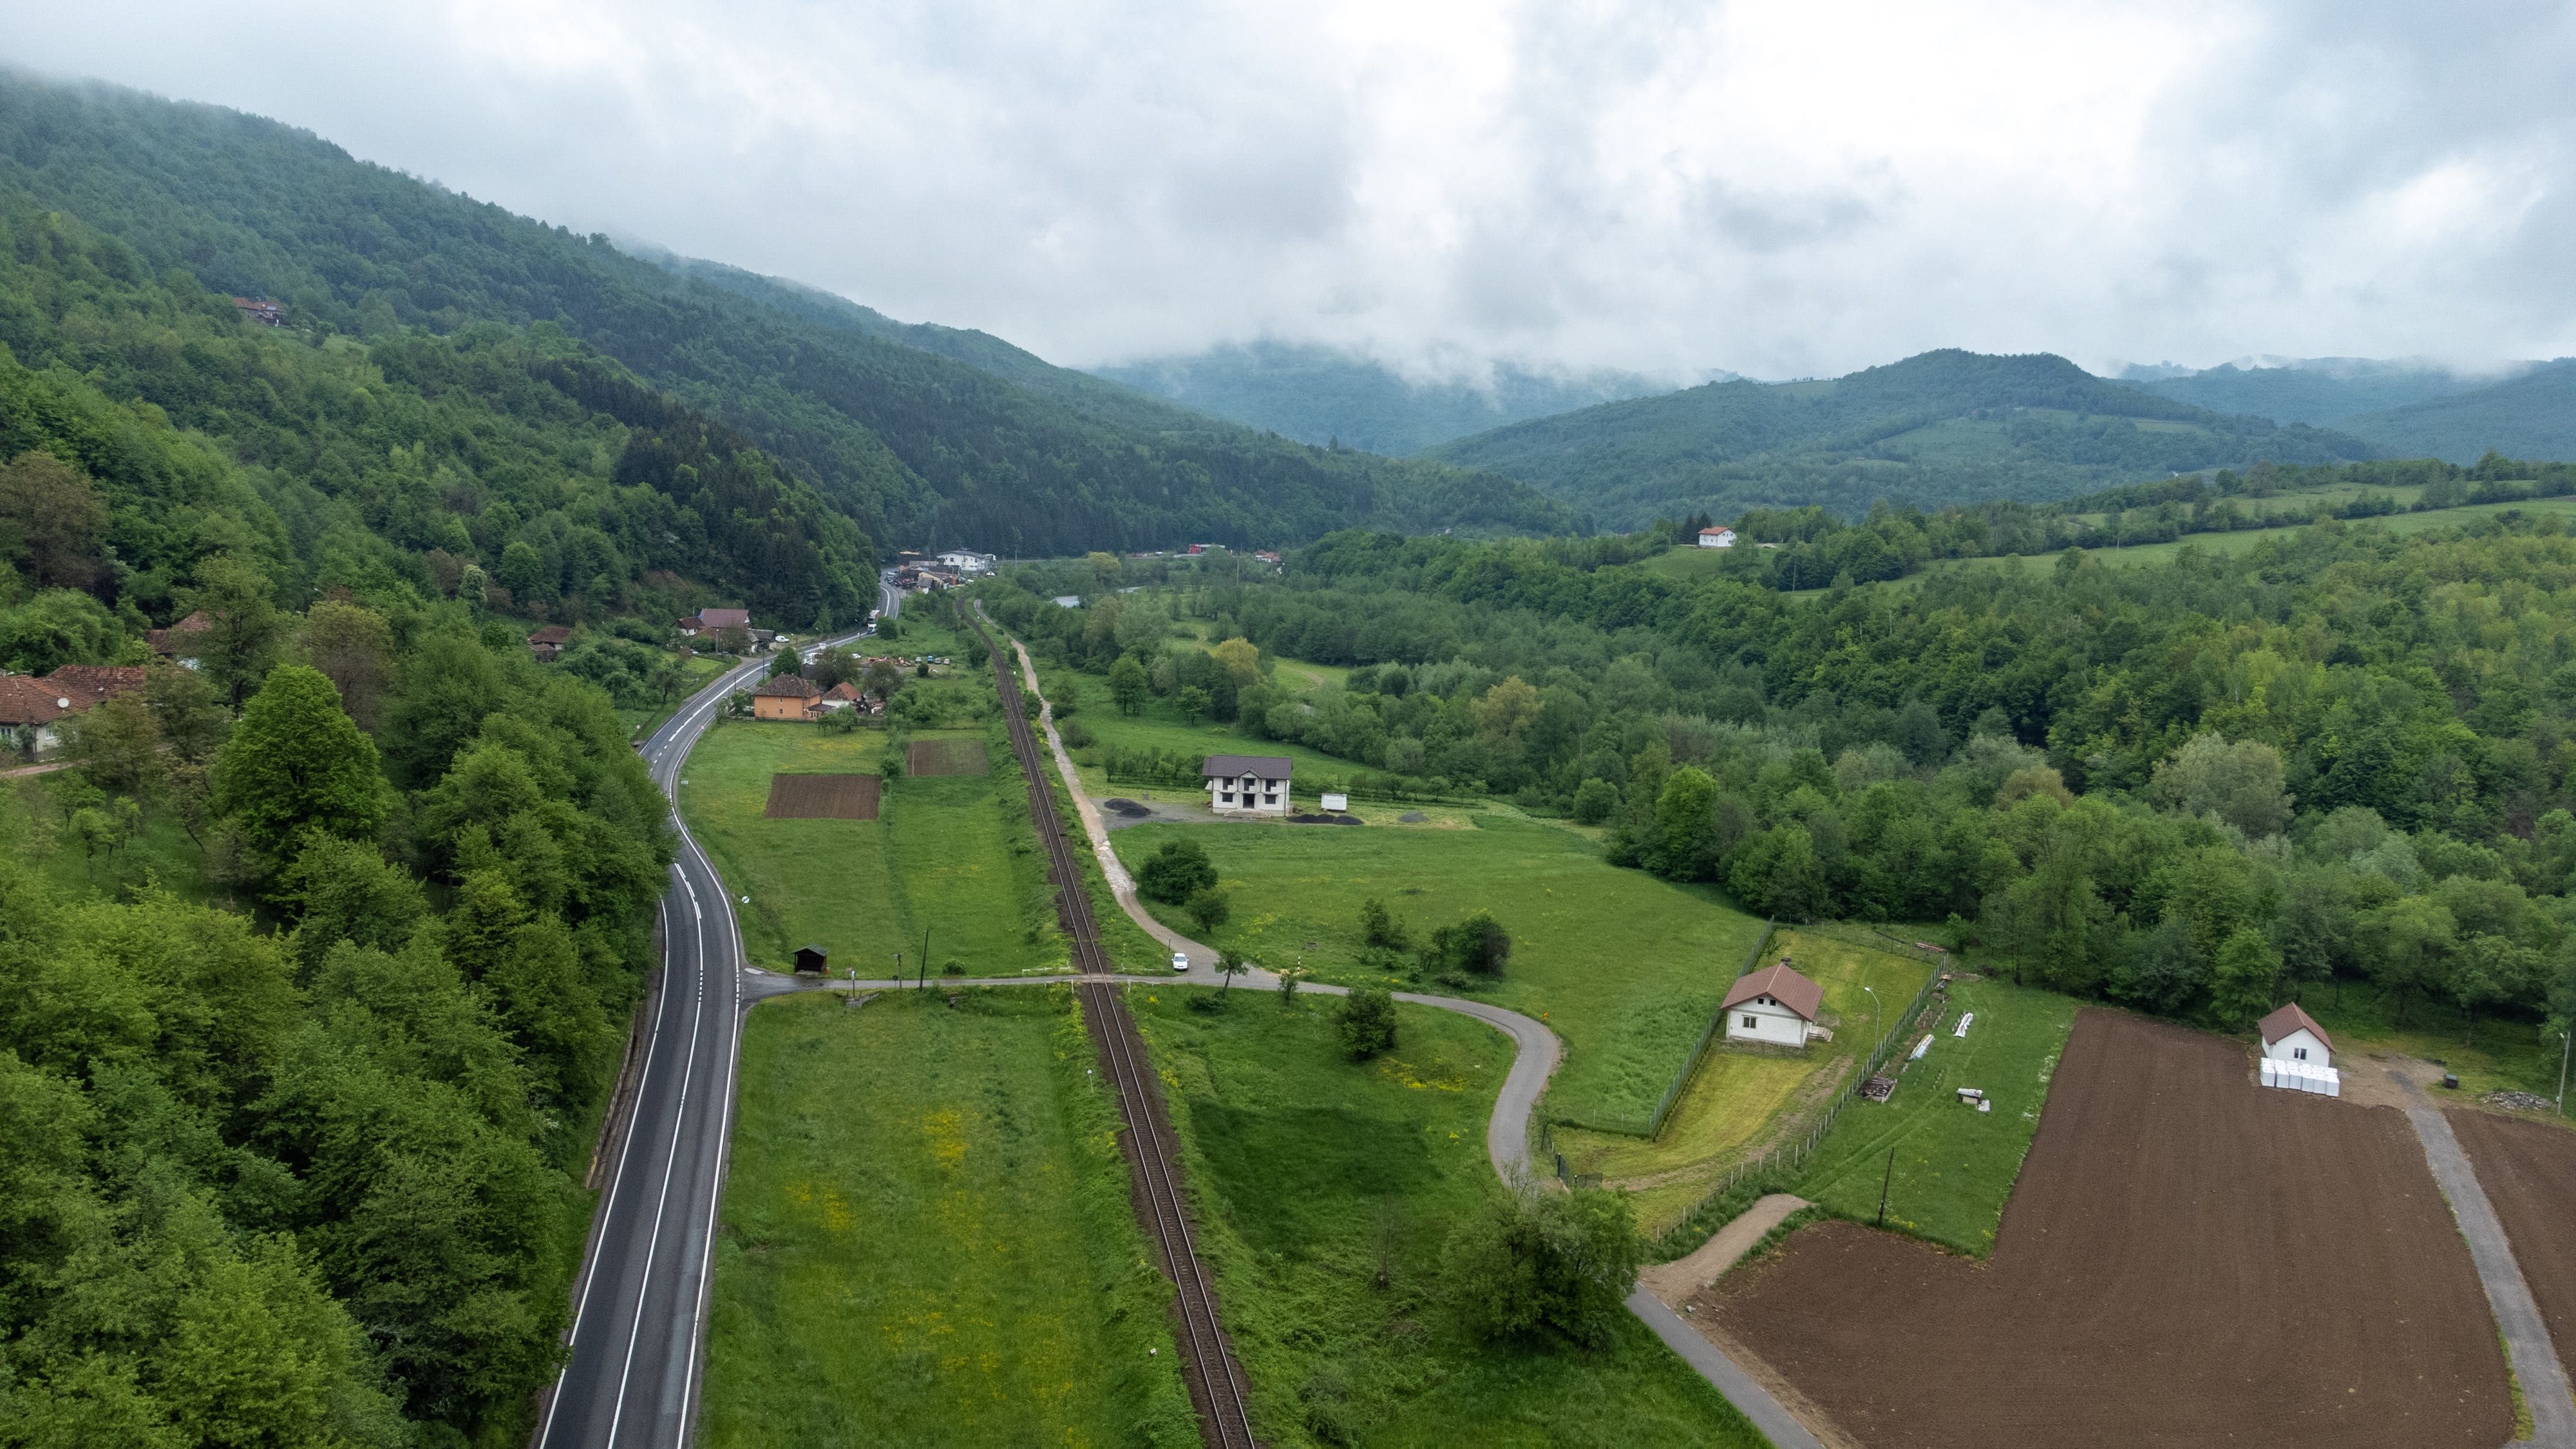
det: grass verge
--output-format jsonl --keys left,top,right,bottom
{"left": 1109, "top": 815, "right": 1768, "bottom": 1128}
{"left": 1132, "top": 987, "right": 1766, "bottom": 1448}
{"left": 702, "top": 988, "right": 1195, "bottom": 1448}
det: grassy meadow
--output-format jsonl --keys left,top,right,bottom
{"left": 9, "top": 772, "right": 223, "bottom": 907}
{"left": 1557, "top": 929, "right": 1931, "bottom": 1234}
{"left": 1787, "top": 976, "right": 2081, "bottom": 1255}
{"left": 702, "top": 989, "right": 1195, "bottom": 1448}
{"left": 1108, "top": 814, "right": 1769, "bottom": 1131}
{"left": 679, "top": 721, "right": 1063, "bottom": 978}
{"left": 1132, "top": 988, "right": 1765, "bottom": 1448}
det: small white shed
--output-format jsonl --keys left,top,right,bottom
{"left": 2257, "top": 1003, "right": 2333, "bottom": 1066}
{"left": 1723, "top": 961, "right": 1826, "bottom": 1048}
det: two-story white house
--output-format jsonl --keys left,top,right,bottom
{"left": 1723, "top": 961, "right": 1826, "bottom": 1047}
{"left": 1697, "top": 527, "right": 1738, "bottom": 549}
{"left": 1202, "top": 753, "right": 1292, "bottom": 815}
{"left": 937, "top": 548, "right": 999, "bottom": 576}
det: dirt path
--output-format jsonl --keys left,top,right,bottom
{"left": 1641, "top": 1193, "right": 1809, "bottom": 1303}
{"left": 983, "top": 608, "right": 1821, "bottom": 1443}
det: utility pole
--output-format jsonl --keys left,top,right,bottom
{"left": 2559, "top": 1028, "right": 2571, "bottom": 1116}
{"left": 922, "top": 929, "right": 933, "bottom": 989}
{"left": 1862, "top": 985, "right": 1882, "bottom": 1057}
{"left": 1877, "top": 1145, "right": 1895, "bottom": 1228}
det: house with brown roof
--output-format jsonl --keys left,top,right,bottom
{"left": 1724, "top": 960, "right": 1826, "bottom": 1048}
{"left": 2257, "top": 1003, "right": 2333, "bottom": 1066}
{"left": 678, "top": 607, "right": 754, "bottom": 643}
{"left": 813, "top": 681, "right": 880, "bottom": 716}
{"left": 0, "top": 666, "right": 146, "bottom": 759}
{"left": 144, "top": 611, "right": 215, "bottom": 663}
{"left": 526, "top": 625, "right": 574, "bottom": 661}
{"left": 751, "top": 674, "right": 821, "bottom": 721}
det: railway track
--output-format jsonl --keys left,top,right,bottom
{"left": 970, "top": 609, "right": 1260, "bottom": 1449}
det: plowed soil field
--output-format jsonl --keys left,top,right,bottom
{"left": 907, "top": 738, "right": 989, "bottom": 776}
{"left": 2449, "top": 1107, "right": 2576, "bottom": 1389}
{"left": 1701, "top": 1010, "right": 2512, "bottom": 1449}
{"left": 762, "top": 773, "right": 879, "bottom": 819}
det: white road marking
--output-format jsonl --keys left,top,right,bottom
{"left": 605, "top": 878, "right": 709, "bottom": 1447}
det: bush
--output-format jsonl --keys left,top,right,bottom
{"left": 1335, "top": 986, "right": 1397, "bottom": 1057}
{"left": 1571, "top": 778, "right": 1620, "bottom": 825}
{"left": 1419, "top": 910, "right": 1510, "bottom": 981}
{"left": 1359, "top": 896, "right": 1410, "bottom": 951}
{"left": 1443, "top": 1186, "right": 1639, "bottom": 1350}
{"left": 1057, "top": 718, "right": 1095, "bottom": 750}
{"left": 1137, "top": 838, "right": 1217, "bottom": 903}
{"left": 1185, "top": 886, "right": 1231, "bottom": 934}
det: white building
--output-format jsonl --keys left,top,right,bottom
{"left": 1723, "top": 961, "right": 1825, "bottom": 1048}
{"left": 1202, "top": 753, "right": 1291, "bottom": 815}
{"left": 2258, "top": 1003, "right": 2333, "bottom": 1066}
{"left": 936, "top": 549, "right": 999, "bottom": 575}
{"left": 1697, "top": 527, "right": 1737, "bottom": 549}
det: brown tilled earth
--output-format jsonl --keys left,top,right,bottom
{"left": 907, "top": 738, "right": 989, "bottom": 776}
{"left": 1701, "top": 1010, "right": 2512, "bottom": 1449}
{"left": 762, "top": 772, "right": 880, "bottom": 819}
{"left": 2449, "top": 1106, "right": 2576, "bottom": 1390}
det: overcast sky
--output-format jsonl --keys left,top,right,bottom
{"left": 15, "top": 1, "right": 2576, "bottom": 381}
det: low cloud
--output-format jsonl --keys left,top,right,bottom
{"left": 15, "top": 0, "right": 2576, "bottom": 381}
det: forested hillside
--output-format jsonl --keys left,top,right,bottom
{"left": 2119, "top": 357, "right": 2495, "bottom": 426}
{"left": 1001, "top": 511, "right": 2576, "bottom": 1048}
{"left": 0, "top": 72, "right": 1571, "bottom": 553}
{"left": 2335, "top": 361, "right": 2576, "bottom": 465}
{"left": 1092, "top": 341, "right": 1669, "bottom": 455}
{"left": 0, "top": 169, "right": 810, "bottom": 1443}
{"left": 1427, "top": 349, "right": 2377, "bottom": 527}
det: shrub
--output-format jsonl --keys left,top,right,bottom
{"left": 1335, "top": 986, "right": 1397, "bottom": 1058}
{"left": 1185, "top": 887, "right": 1231, "bottom": 934}
{"left": 1137, "top": 838, "right": 1217, "bottom": 903}
{"left": 1443, "top": 1186, "right": 1640, "bottom": 1350}
{"left": 1419, "top": 910, "right": 1510, "bottom": 981}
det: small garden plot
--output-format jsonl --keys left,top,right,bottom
{"left": 1703, "top": 1010, "right": 2513, "bottom": 1449}
{"left": 1110, "top": 815, "right": 1768, "bottom": 1130}
{"left": 906, "top": 737, "right": 989, "bottom": 776}
{"left": 2448, "top": 1108, "right": 2576, "bottom": 1391}
{"left": 1132, "top": 989, "right": 1765, "bottom": 1448}
{"left": 762, "top": 772, "right": 879, "bottom": 819}
{"left": 702, "top": 990, "right": 1193, "bottom": 1448}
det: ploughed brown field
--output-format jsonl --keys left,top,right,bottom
{"left": 2449, "top": 1107, "right": 2576, "bottom": 1390}
{"left": 762, "top": 772, "right": 880, "bottom": 820}
{"left": 907, "top": 738, "right": 989, "bottom": 776}
{"left": 1701, "top": 1010, "right": 2512, "bottom": 1449}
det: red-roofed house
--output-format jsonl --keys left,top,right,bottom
{"left": 751, "top": 674, "right": 820, "bottom": 721}
{"left": 1723, "top": 960, "right": 1827, "bottom": 1048}
{"left": 2258, "top": 1003, "right": 2333, "bottom": 1066}
{"left": 145, "top": 611, "right": 215, "bottom": 663}
{"left": 0, "top": 665, "right": 145, "bottom": 759}
{"left": 526, "top": 625, "right": 574, "bottom": 661}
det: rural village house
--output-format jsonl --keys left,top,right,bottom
{"left": 1723, "top": 960, "right": 1826, "bottom": 1047}
{"left": 144, "top": 610, "right": 214, "bottom": 664}
{"left": 526, "top": 625, "right": 574, "bottom": 661}
{"left": 1698, "top": 527, "right": 1738, "bottom": 548}
{"left": 936, "top": 548, "right": 998, "bottom": 576}
{"left": 2257, "top": 1003, "right": 2333, "bottom": 1065}
{"left": 677, "top": 607, "right": 753, "bottom": 641}
{"left": 1202, "top": 753, "right": 1291, "bottom": 814}
{"left": 750, "top": 674, "right": 820, "bottom": 721}
{"left": 0, "top": 665, "right": 147, "bottom": 759}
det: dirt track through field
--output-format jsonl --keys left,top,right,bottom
{"left": 907, "top": 738, "right": 989, "bottom": 776}
{"left": 1703, "top": 1010, "right": 2512, "bottom": 1449}
{"left": 762, "top": 772, "right": 880, "bottom": 819}
{"left": 2450, "top": 1108, "right": 2576, "bottom": 1399}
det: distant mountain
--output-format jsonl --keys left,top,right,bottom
{"left": 2334, "top": 361, "right": 2576, "bottom": 465}
{"left": 0, "top": 72, "right": 1573, "bottom": 555}
{"left": 2117, "top": 357, "right": 2516, "bottom": 428}
{"left": 1425, "top": 349, "right": 2379, "bottom": 528}
{"left": 1092, "top": 341, "right": 1674, "bottom": 456}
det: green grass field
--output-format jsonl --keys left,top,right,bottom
{"left": 616, "top": 650, "right": 728, "bottom": 739}
{"left": 679, "top": 721, "right": 1064, "bottom": 977}
{"left": 1932, "top": 495, "right": 2576, "bottom": 580}
{"left": 1557, "top": 929, "right": 1930, "bottom": 1233}
{"left": 702, "top": 989, "right": 1195, "bottom": 1448}
{"left": 1787, "top": 977, "right": 2081, "bottom": 1256}
{"left": 1109, "top": 815, "right": 1769, "bottom": 1131}
{"left": 9, "top": 772, "right": 224, "bottom": 907}
{"left": 1133, "top": 988, "right": 1765, "bottom": 1448}
{"left": 2301, "top": 982, "right": 2575, "bottom": 1112}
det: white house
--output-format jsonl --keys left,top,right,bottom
{"left": 1723, "top": 961, "right": 1826, "bottom": 1048}
{"left": 937, "top": 548, "right": 999, "bottom": 575}
{"left": 1202, "top": 753, "right": 1291, "bottom": 815}
{"left": 1697, "top": 527, "right": 1737, "bottom": 549}
{"left": 2257, "top": 1003, "right": 2333, "bottom": 1066}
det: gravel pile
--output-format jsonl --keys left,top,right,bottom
{"left": 2483, "top": 1091, "right": 2557, "bottom": 1113}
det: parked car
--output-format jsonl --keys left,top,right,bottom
{"left": 1170, "top": 951, "right": 1191, "bottom": 973}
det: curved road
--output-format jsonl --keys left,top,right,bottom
{"left": 533, "top": 616, "right": 877, "bottom": 1449}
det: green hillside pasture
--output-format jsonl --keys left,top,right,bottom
{"left": 703, "top": 989, "right": 1194, "bottom": 1448}
{"left": 1557, "top": 930, "right": 1929, "bottom": 1235}
{"left": 679, "top": 722, "right": 1063, "bottom": 977}
{"left": 1945, "top": 495, "right": 2576, "bottom": 578}
{"left": 1110, "top": 815, "right": 1770, "bottom": 1130}
{"left": 1790, "top": 978, "right": 2080, "bottom": 1256}
{"left": 1134, "top": 989, "right": 1765, "bottom": 1448}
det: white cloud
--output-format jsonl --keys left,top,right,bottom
{"left": 10, "top": 0, "right": 2576, "bottom": 380}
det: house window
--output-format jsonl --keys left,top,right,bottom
{"left": 2293, "top": 1046, "right": 2307, "bottom": 1061}
{"left": 1741, "top": 1015, "right": 1757, "bottom": 1029}
{"left": 1222, "top": 792, "right": 1236, "bottom": 804}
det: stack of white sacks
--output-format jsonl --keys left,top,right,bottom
{"left": 2259, "top": 1056, "right": 2341, "bottom": 1097}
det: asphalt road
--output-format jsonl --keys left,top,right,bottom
{"left": 534, "top": 616, "right": 877, "bottom": 1449}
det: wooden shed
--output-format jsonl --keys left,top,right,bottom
{"left": 793, "top": 944, "right": 829, "bottom": 975}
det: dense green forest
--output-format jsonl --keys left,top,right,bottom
{"left": 996, "top": 511, "right": 2576, "bottom": 1046}
{"left": 2120, "top": 357, "right": 2493, "bottom": 428}
{"left": 1426, "top": 349, "right": 2378, "bottom": 527}
{"left": 1092, "top": 340, "right": 1666, "bottom": 456}
{"left": 0, "top": 72, "right": 1571, "bottom": 553}
{"left": 0, "top": 158, "right": 793, "bottom": 1444}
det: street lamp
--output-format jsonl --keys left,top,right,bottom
{"left": 1861, "top": 985, "right": 1883, "bottom": 1056}
{"left": 2558, "top": 1028, "right": 2570, "bottom": 1116}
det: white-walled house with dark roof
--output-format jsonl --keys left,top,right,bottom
{"left": 1723, "top": 961, "right": 1826, "bottom": 1048}
{"left": 1202, "top": 754, "right": 1291, "bottom": 815}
